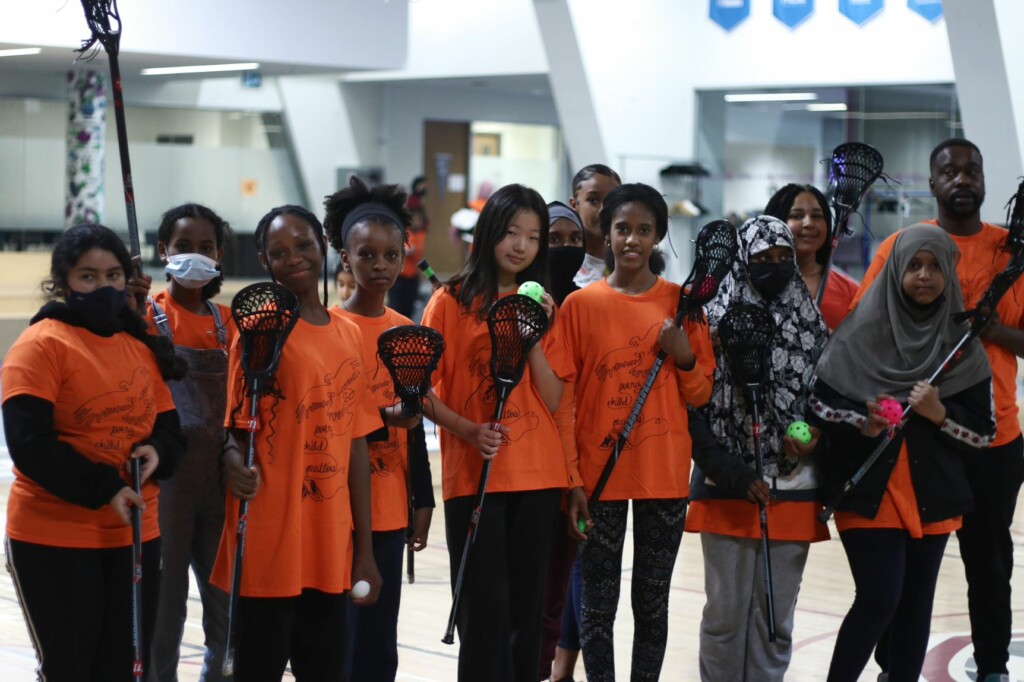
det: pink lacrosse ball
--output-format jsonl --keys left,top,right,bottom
{"left": 693, "top": 274, "right": 716, "bottom": 299}
{"left": 877, "top": 398, "right": 902, "bottom": 426}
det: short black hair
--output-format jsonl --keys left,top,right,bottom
{"left": 254, "top": 205, "right": 329, "bottom": 305}
{"left": 156, "top": 203, "right": 232, "bottom": 299}
{"left": 929, "top": 138, "right": 982, "bottom": 170}
{"left": 571, "top": 164, "right": 622, "bottom": 197}
{"left": 323, "top": 175, "right": 412, "bottom": 252}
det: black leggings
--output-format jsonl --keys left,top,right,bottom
{"left": 6, "top": 536, "right": 161, "bottom": 682}
{"left": 827, "top": 528, "right": 948, "bottom": 682}
{"left": 579, "top": 498, "right": 687, "bottom": 682}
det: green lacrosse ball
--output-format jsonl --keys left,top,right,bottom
{"left": 786, "top": 421, "right": 812, "bottom": 445}
{"left": 577, "top": 519, "right": 587, "bottom": 533}
{"left": 518, "top": 281, "right": 544, "bottom": 304}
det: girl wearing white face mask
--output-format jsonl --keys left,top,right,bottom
{"left": 147, "top": 203, "right": 236, "bottom": 682}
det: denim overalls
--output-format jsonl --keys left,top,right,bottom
{"left": 147, "top": 296, "right": 230, "bottom": 682}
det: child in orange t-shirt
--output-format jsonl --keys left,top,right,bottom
{"left": 421, "top": 183, "right": 568, "bottom": 682}
{"left": 146, "top": 203, "right": 235, "bottom": 681}
{"left": 560, "top": 184, "right": 715, "bottom": 682}
{"left": 2, "top": 223, "right": 186, "bottom": 680}
{"left": 214, "top": 205, "right": 382, "bottom": 679}
{"left": 324, "top": 176, "right": 434, "bottom": 682}
{"left": 813, "top": 225, "right": 994, "bottom": 681}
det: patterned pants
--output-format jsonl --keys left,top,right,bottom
{"left": 579, "top": 498, "right": 687, "bottom": 682}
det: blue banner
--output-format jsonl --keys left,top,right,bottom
{"left": 838, "top": 0, "right": 884, "bottom": 26}
{"left": 774, "top": 0, "right": 814, "bottom": 29}
{"left": 907, "top": 0, "right": 942, "bottom": 22}
{"left": 709, "top": 0, "right": 750, "bottom": 32}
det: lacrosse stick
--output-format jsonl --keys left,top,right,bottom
{"left": 76, "top": 0, "right": 145, "bottom": 308}
{"left": 442, "top": 294, "right": 550, "bottom": 645}
{"left": 588, "top": 219, "right": 738, "bottom": 507}
{"left": 820, "top": 177, "right": 1024, "bottom": 523}
{"left": 129, "top": 456, "right": 143, "bottom": 678}
{"left": 718, "top": 303, "right": 778, "bottom": 642}
{"left": 818, "top": 142, "right": 884, "bottom": 306}
{"left": 418, "top": 259, "right": 444, "bottom": 291}
{"left": 377, "top": 325, "right": 446, "bottom": 584}
{"left": 222, "top": 283, "right": 300, "bottom": 677}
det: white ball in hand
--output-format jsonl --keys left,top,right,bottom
{"left": 351, "top": 579, "right": 371, "bottom": 599}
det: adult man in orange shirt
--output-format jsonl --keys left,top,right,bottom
{"left": 852, "top": 139, "right": 1024, "bottom": 682}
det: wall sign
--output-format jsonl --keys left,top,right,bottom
{"left": 709, "top": 0, "right": 750, "bottom": 32}
{"left": 774, "top": 0, "right": 814, "bottom": 29}
{"left": 838, "top": 0, "right": 884, "bottom": 26}
{"left": 907, "top": 0, "right": 942, "bottom": 22}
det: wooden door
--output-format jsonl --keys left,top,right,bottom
{"left": 422, "top": 121, "right": 470, "bottom": 274}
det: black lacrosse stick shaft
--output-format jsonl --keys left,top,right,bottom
{"left": 442, "top": 384, "right": 510, "bottom": 645}
{"left": 747, "top": 386, "right": 777, "bottom": 643}
{"left": 130, "top": 456, "right": 143, "bottom": 678}
{"left": 222, "top": 377, "right": 260, "bottom": 676}
{"left": 818, "top": 327, "right": 977, "bottom": 523}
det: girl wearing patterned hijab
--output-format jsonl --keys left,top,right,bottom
{"left": 686, "top": 215, "right": 830, "bottom": 682}
{"left": 811, "top": 224, "right": 993, "bottom": 681}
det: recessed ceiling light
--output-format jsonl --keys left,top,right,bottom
{"left": 724, "top": 92, "right": 818, "bottom": 103}
{"left": 0, "top": 47, "right": 42, "bottom": 58}
{"left": 141, "top": 62, "right": 259, "bottom": 76}
{"left": 807, "top": 103, "right": 848, "bottom": 112}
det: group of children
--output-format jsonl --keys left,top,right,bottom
{"left": 0, "top": 138, "right": 1017, "bottom": 682}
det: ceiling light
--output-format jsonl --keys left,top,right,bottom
{"left": 141, "top": 62, "right": 259, "bottom": 76}
{"left": 807, "top": 103, "right": 848, "bottom": 112}
{"left": 0, "top": 47, "right": 42, "bottom": 58}
{"left": 724, "top": 92, "right": 818, "bottom": 103}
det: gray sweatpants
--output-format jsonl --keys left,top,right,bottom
{"left": 698, "top": 532, "right": 809, "bottom": 682}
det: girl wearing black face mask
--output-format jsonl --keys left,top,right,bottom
{"left": 687, "top": 215, "right": 830, "bottom": 681}
{"left": 2, "top": 223, "right": 186, "bottom": 680}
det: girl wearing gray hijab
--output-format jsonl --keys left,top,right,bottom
{"left": 811, "top": 224, "right": 994, "bottom": 682}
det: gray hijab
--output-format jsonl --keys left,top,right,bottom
{"left": 815, "top": 223, "right": 990, "bottom": 403}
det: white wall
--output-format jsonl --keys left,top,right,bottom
{"left": 345, "top": 0, "right": 548, "bottom": 81}
{"left": 381, "top": 82, "right": 560, "bottom": 193}
{"left": 0, "top": 0, "right": 408, "bottom": 69}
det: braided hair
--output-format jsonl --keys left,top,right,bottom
{"left": 254, "top": 205, "right": 330, "bottom": 307}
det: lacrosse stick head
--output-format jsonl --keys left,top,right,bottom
{"left": 231, "top": 282, "right": 300, "bottom": 395}
{"left": 486, "top": 294, "right": 550, "bottom": 404}
{"left": 717, "top": 303, "right": 775, "bottom": 390}
{"left": 680, "top": 219, "right": 739, "bottom": 322}
{"left": 377, "top": 325, "right": 446, "bottom": 416}
{"left": 1002, "top": 177, "right": 1024, "bottom": 256}
{"left": 826, "top": 142, "right": 884, "bottom": 233}
{"left": 77, "top": 0, "right": 123, "bottom": 57}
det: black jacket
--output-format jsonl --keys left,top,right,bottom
{"left": 811, "top": 378, "right": 994, "bottom": 523}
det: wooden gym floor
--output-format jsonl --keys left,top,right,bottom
{"left": 0, "top": 469, "right": 1019, "bottom": 681}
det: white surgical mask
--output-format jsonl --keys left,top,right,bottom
{"left": 164, "top": 253, "right": 220, "bottom": 289}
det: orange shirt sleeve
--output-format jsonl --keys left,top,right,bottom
{"left": 849, "top": 233, "right": 896, "bottom": 311}
{"left": 677, "top": 316, "right": 715, "bottom": 408}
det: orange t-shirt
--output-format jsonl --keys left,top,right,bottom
{"left": 2, "top": 319, "right": 175, "bottom": 548}
{"left": 400, "top": 231, "right": 428, "bottom": 279}
{"left": 211, "top": 315, "right": 383, "bottom": 597}
{"left": 686, "top": 500, "right": 829, "bottom": 542}
{"left": 560, "top": 278, "right": 715, "bottom": 500}
{"left": 835, "top": 442, "right": 960, "bottom": 537}
{"left": 853, "top": 222, "right": 1024, "bottom": 446}
{"left": 145, "top": 290, "right": 235, "bottom": 350}
{"left": 421, "top": 288, "right": 573, "bottom": 501}
{"left": 820, "top": 268, "right": 858, "bottom": 331}
{"left": 333, "top": 306, "right": 414, "bottom": 532}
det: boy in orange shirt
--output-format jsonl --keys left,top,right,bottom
{"left": 852, "top": 140, "right": 1024, "bottom": 682}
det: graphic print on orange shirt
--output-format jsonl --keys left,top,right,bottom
{"left": 73, "top": 365, "right": 157, "bottom": 457}
{"left": 461, "top": 343, "right": 542, "bottom": 446}
{"left": 592, "top": 320, "right": 674, "bottom": 452}
{"left": 293, "top": 357, "right": 362, "bottom": 503}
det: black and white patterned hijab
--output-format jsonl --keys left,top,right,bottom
{"left": 705, "top": 215, "right": 829, "bottom": 477}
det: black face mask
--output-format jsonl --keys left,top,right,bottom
{"left": 66, "top": 286, "right": 128, "bottom": 334}
{"left": 548, "top": 246, "right": 586, "bottom": 305}
{"left": 747, "top": 261, "right": 796, "bottom": 300}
